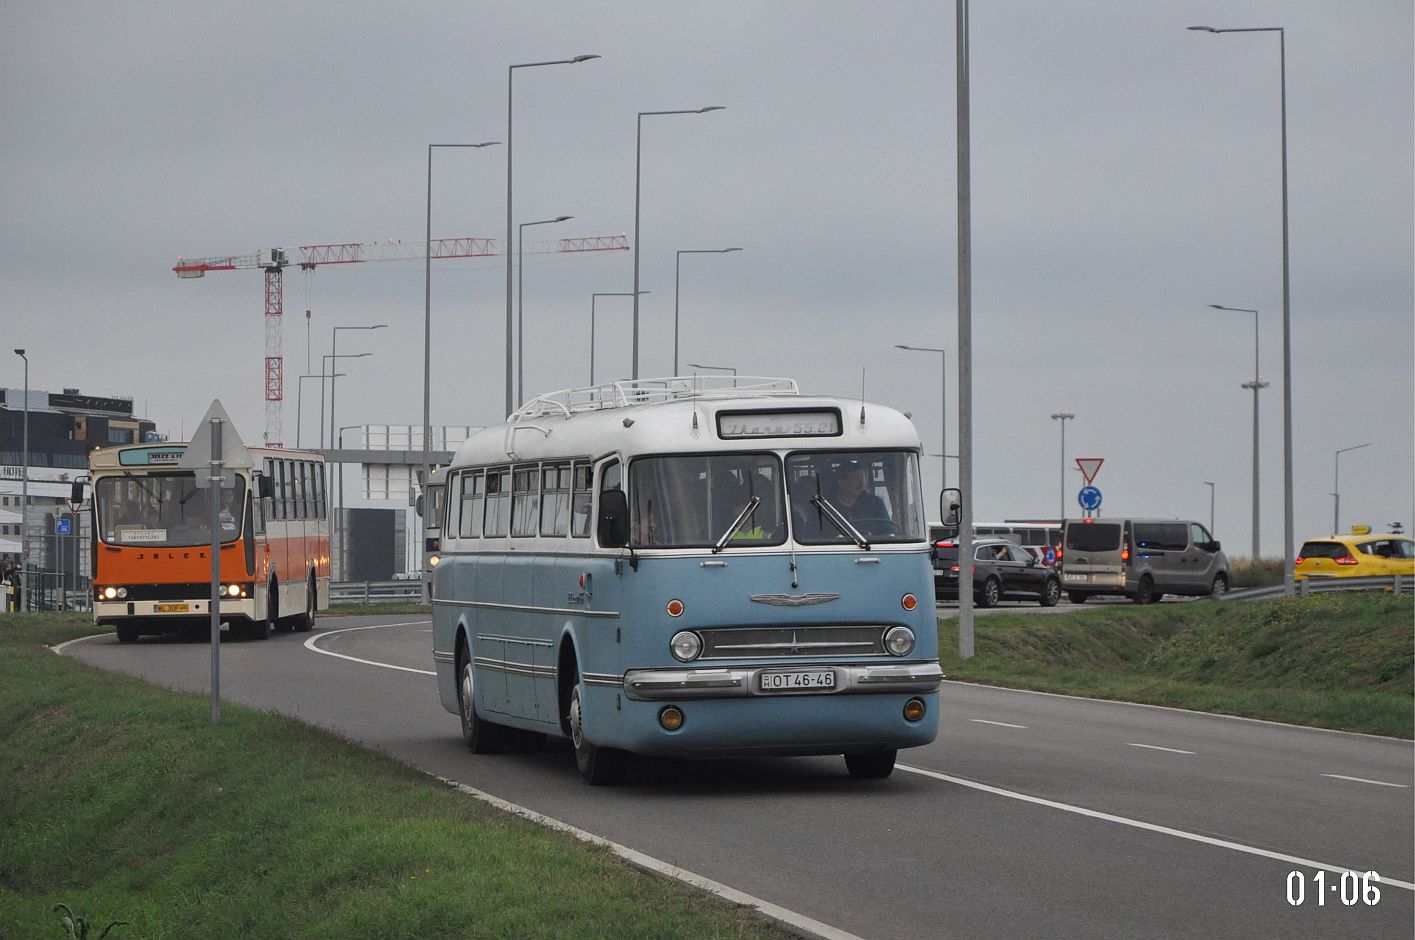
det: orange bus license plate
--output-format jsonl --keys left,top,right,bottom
{"left": 156, "top": 603, "right": 190, "bottom": 613}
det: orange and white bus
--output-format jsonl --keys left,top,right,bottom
{"left": 84, "top": 442, "right": 330, "bottom": 641}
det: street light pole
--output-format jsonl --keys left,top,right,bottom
{"left": 1204, "top": 481, "right": 1216, "bottom": 535}
{"left": 591, "top": 291, "right": 648, "bottom": 385}
{"left": 632, "top": 106, "right": 725, "bottom": 379}
{"left": 425, "top": 142, "right": 499, "bottom": 541}
{"left": 338, "top": 424, "right": 360, "bottom": 581}
{"left": 518, "top": 215, "right": 572, "bottom": 407}
{"left": 320, "top": 354, "right": 368, "bottom": 449}
{"left": 1208, "top": 304, "right": 1266, "bottom": 559}
{"left": 674, "top": 248, "right": 742, "bottom": 375}
{"left": 1050, "top": 412, "right": 1074, "bottom": 521}
{"left": 1189, "top": 24, "right": 1295, "bottom": 592}
{"left": 329, "top": 325, "right": 385, "bottom": 450}
{"left": 13, "top": 349, "right": 27, "bottom": 612}
{"left": 895, "top": 345, "right": 948, "bottom": 493}
{"left": 1333, "top": 442, "right": 1373, "bottom": 534}
{"left": 507, "top": 55, "right": 599, "bottom": 418}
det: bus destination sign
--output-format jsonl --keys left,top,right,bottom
{"left": 118, "top": 446, "right": 188, "bottom": 467}
{"left": 717, "top": 409, "right": 842, "bottom": 440}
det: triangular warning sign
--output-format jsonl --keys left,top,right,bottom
{"left": 177, "top": 399, "right": 254, "bottom": 472}
{"left": 1076, "top": 457, "right": 1104, "bottom": 485}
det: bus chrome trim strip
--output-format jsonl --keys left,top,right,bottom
{"left": 474, "top": 657, "right": 558, "bottom": 679}
{"left": 433, "top": 597, "right": 619, "bottom": 619}
{"left": 432, "top": 650, "right": 455, "bottom": 664}
{"left": 749, "top": 593, "right": 840, "bottom": 606}
{"left": 623, "top": 662, "right": 943, "bottom": 701}
{"left": 581, "top": 672, "right": 622, "bottom": 688}
{"left": 479, "top": 633, "right": 554, "bottom": 648}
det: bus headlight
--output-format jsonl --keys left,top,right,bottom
{"left": 428, "top": 554, "right": 440, "bottom": 568}
{"left": 224, "top": 583, "right": 243, "bottom": 598}
{"left": 670, "top": 631, "right": 702, "bottom": 662}
{"left": 102, "top": 586, "right": 124, "bottom": 601}
{"left": 883, "top": 626, "right": 915, "bottom": 657}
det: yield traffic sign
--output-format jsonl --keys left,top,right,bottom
{"left": 1075, "top": 457, "right": 1104, "bottom": 485}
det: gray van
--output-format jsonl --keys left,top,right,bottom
{"left": 1057, "top": 518, "right": 1229, "bottom": 604}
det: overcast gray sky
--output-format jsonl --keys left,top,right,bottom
{"left": 3, "top": 1, "right": 1411, "bottom": 555}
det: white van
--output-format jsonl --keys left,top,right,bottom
{"left": 1057, "top": 518, "right": 1229, "bottom": 604}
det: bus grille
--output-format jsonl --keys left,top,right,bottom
{"left": 102, "top": 583, "right": 215, "bottom": 601}
{"left": 700, "top": 625, "right": 886, "bottom": 659}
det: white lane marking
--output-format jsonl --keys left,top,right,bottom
{"left": 303, "top": 621, "right": 435, "bottom": 676}
{"left": 430, "top": 772, "right": 864, "bottom": 940}
{"left": 1321, "top": 773, "right": 1411, "bottom": 789}
{"left": 945, "top": 679, "right": 1409, "bottom": 742}
{"left": 897, "top": 763, "right": 1415, "bottom": 892}
{"left": 49, "top": 633, "right": 110, "bottom": 654}
{"left": 968, "top": 719, "right": 1028, "bottom": 729}
{"left": 1126, "top": 742, "right": 1197, "bottom": 755}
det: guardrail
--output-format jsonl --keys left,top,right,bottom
{"left": 1221, "top": 574, "right": 1410, "bottom": 602}
{"left": 329, "top": 580, "right": 427, "bottom": 605}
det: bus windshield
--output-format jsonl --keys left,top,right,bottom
{"left": 786, "top": 450, "right": 925, "bottom": 544}
{"left": 630, "top": 453, "right": 786, "bottom": 548}
{"left": 96, "top": 472, "right": 246, "bottom": 547}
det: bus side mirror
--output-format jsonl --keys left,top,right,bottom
{"left": 597, "top": 489, "right": 631, "bottom": 548}
{"left": 941, "top": 488, "right": 962, "bottom": 528}
{"left": 71, "top": 481, "right": 86, "bottom": 503}
{"left": 258, "top": 475, "right": 274, "bottom": 499}
{"left": 415, "top": 494, "right": 425, "bottom": 518}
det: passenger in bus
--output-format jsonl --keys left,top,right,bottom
{"left": 831, "top": 463, "right": 888, "bottom": 523}
{"left": 791, "top": 474, "right": 825, "bottom": 538}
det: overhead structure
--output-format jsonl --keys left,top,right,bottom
{"left": 174, "top": 234, "right": 629, "bottom": 448}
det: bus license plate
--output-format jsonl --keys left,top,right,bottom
{"left": 156, "top": 603, "right": 190, "bottom": 613}
{"left": 760, "top": 670, "right": 835, "bottom": 692}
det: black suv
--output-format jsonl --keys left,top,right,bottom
{"left": 934, "top": 537, "right": 1062, "bottom": 607}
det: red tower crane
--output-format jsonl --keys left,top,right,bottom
{"left": 173, "top": 234, "right": 628, "bottom": 447}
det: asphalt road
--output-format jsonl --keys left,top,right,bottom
{"left": 64, "top": 616, "right": 1414, "bottom": 939}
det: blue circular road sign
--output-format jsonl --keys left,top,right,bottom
{"left": 1078, "top": 486, "right": 1103, "bottom": 511}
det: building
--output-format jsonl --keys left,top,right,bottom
{"left": 1, "top": 387, "right": 160, "bottom": 609}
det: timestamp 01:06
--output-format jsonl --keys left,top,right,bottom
{"left": 1286, "top": 870, "right": 1380, "bottom": 906}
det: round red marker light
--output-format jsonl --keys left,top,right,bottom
{"left": 901, "top": 593, "right": 918, "bottom": 611}
{"left": 666, "top": 599, "right": 685, "bottom": 617}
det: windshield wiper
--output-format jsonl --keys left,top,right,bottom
{"left": 712, "top": 496, "right": 761, "bottom": 554}
{"left": 811, "top": 494, "right": 870, "bottom": 550}
{"left": 122, "top": 470, "right": 163, "bottom": 505}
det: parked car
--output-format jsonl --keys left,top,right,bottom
{"left": 934, "top": 537, "right": 1062, "bottom": 607}
{"left": 1294, "top": 533, "right": 1414, "bottom": 580}
{"left": 1057, "top": 518, "right": 1229, "bottom": 604}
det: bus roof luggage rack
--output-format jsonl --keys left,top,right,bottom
{"left": 510, "top": 375, "right": 800, "bottom": 421}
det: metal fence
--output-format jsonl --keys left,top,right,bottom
{"left": 1221, "top": 575, "right": 1410, "bottom": 602}
{"left": 329, "top": 579, "right": 427, "bottom": 605}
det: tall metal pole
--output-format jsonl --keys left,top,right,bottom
{"left": 632, "top": 106, "right": 725, "bottom": 379}
{"left": 1209, "top": 305, "right": 1264, "bottom": 558}
{"left": 1189, "top": 24, "right": 1295, "bottom": 592}
{"left": 895, "top": 345, "right": 947, "bottom": 493}
{"left": 518, "top": 216, "right": 572, "bottom": 407}
{"left": 955, "top": 0, "right": 974, "bottom": 659}
{"left": 13, "top": 349, "right": 27, "bottom": 613}
{"left": 1051, "top": 412, "right": 1073, "bottom": 522}
{"left": 1204, "top": 481, "right": 1216, "bottom": 534}
{"left": 208, "top": 416, "right": 223, "bottom": 728}
{"left": 1333, "top": 443, "right": 1372, "bottom": 534}
{"left": 506, "top": 56, "right": 599, "bottom": 418}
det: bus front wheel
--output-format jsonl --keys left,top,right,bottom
{"left": 116, "top": 622, "right": 139, "bottom": 643}
{"left": 845, "top": 749, "right": 897, "bottom": 779}
{"left": 458, "top": 650, "right": 508, "bottom": 754}
{"left": 569, "top": 681, "right": 622, "bottom": 786}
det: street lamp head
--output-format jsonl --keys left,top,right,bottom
{"left": 1187, "top": 25, "right": 1220, "bottom": 32}
{"left": 13, "top": 349, "right": 24, "bottom": 358}
{"left": 571, "top": 54, "right": 601, "bottom": 63}
{"left": 721, "top": 247, "right": 743, "bottom": 253}
{"left": 554, "top": 215, "right": 572, "bottom": 222}
{"left": 1050, "top": 412, "right": 1074, "bottom": 420}
{"left": 699, "top": 106, "right": 726, "bottom": 113}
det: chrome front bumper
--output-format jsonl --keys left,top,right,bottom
{"left": 622, "top": 661, "right": 944, "bottom": 701}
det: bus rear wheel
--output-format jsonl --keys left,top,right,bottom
{"left": 291, "top": 574, "right": 316, "bottom": 632}
{"left": 845, "top": 749, "right": 897, "bottom": 779}
{"left": 569, "top": 681, "right": 622, "bottom": 786}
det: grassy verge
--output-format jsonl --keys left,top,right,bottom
{"left": 938, "top": 593, "right": 1413, "bottom": 738}
{"left": 0, "top": 614, "right": 788, "bottom": 940}
{"left": 325, "top": 602, "right": 432, "bottom": 617}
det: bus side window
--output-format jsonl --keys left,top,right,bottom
{"left": 484, "top": 468, "right": 509, "bottom": 537}
{"left": 570, "top": 462, "right": 593, "bottom": 538}
{"left": 459, "top": 470, "right": 484, "bottom": 539}
{"left": 252, "top": 485, "right": 265, "bottom": 535}
{"left": 542, "top": 463, "right": 571, "bottom": 537}
{"left": 511, "top": 466, "right": 539, "bottom": 537}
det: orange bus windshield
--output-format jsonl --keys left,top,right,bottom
{"left": 95, "top": 472, "right": 246, "bottom": 547}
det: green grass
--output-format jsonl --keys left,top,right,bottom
{"left": 0, "top": 613, "right": 789, "bottom": 940}
{"left": 939, "top": 592, "right": 1414, "bottom": 738}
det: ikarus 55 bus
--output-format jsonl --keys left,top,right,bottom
{"left": 431, "top": 377, "right": 942, "bottom": 784}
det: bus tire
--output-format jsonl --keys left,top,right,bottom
{"left": 116, "top": 622, "right": 139, "bottom": 643}
{"left": 292, "top": 573, "right": 316, "bottom": 632}
{"left": 458, "top": 644, "right": 508, "bottom": 754}
{"left": 845, "top": 749, "right": 896, "bottom": 779}
{"left": 569, "top": 680, "right": 622, "bottom": 785}
{"left": 248, "top": 581, "right": 275, "bottom": 640}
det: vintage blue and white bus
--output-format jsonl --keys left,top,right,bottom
{"left": 431, "top": 377, "right": 942, "bottom": 784}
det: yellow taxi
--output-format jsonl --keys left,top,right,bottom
{"left": 1294, "top": 528, "right": 1414, "bottom": 580}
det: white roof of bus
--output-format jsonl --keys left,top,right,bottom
{"left": 448, "top": 376, "right": 921, "bottom": 468}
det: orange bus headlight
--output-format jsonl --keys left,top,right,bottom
{"left": 101, "top": 586, "right": 126, "bottom": 601}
